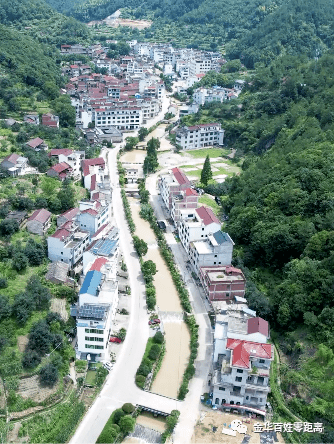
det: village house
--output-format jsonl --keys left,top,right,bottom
{"left": 81, "top": 158, "right": 106, "bottom": 191}
{"left": 122, "top": 162, "right": 144, "bottom": 184}
{"left": 189, "top": 231, "right": 234, "bottom": 274}
{"left": 49, "top": 149, "right": 85, "bottom": 179}
{"left": 178, "top": 206, "right": 221, "bottom": 251}
{"left": 76, "top": 199, "right": 111, "bottom": 235}
{"left": 212, "top": 304, "right": 272, "bottom": 415}
{"left": 45, "top": 261, "right": 75, "bottom": 286}
{"left": 57, "top": 208, "right": 80, "bottom": 227}
{"left": 175, "top": 123, "right": 225, "bottom": 150}
{"left": 42, "top": 113, "right": 59, "bottom": 128}
{"left": 6, "top": 211, "right": 27, "bottom": 226}
{"left": 24, "top": 114, "right": 39, "bottom": 125}
{"left": 47, "top": 220, "right": 90, "bottom": 268}
{"left": 26, "top": 208, "right": 52, "bottom": 236}
{"left": 159, "top": 167, "right": 192, "bottom": 211}
{"left": 1, "top": 153, "right": 28, "bottom": 176}
{"left": 47, "top": 162, "right": 73, "bottom": 181}
{"left": 26, "top": 138, "right": 48, "bottom": 152}
{"left": 199, "top": 265, "right": 246, "bottom": 302}
{"left": 171, "top": 187, "right": 199, "bottom": 226}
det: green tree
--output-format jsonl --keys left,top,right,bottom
{"left": 133, "top": 236, "right": 148, "bottom": 256}
{"left": 138, "top": 127, "right": 149, "bottom": 141}
{"left": 200, "top": 155, "right": 213, "bottom": 185}
{"left": 39, "top": 363, "right": 58, "bottom": 387}
{"left": 12, "top": 252, "right": 29, "bottom": 271}
{"left": 119, "top": 415, "right": 135, "bottom": 435}
{"left": 142, "top": 260, "right": 157, "bottom": 276}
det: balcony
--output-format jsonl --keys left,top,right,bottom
{"left": 245, "top": 382, "right": 270, "bottom": 393}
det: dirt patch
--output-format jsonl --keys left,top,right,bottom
{"left": 7, "top": 422, "right": 23, "bottom": 443}
{"left": 50, "top": 298, "right": 69, "bottom": 321}
{"left": 136, "top": 412, "right": 166, "bottom": 433}
{"left": 18, "top": 375, "right": 59, "bottom": 403}
{"left": 120, "top": 150, "right": 146, "bottom": 163}
{"left": 191, "top": 410, "right": 284, "bottom": 444}
{"left": 80, "top": 387, "right": 96, "bottom": 408}
{"left": 151, "top": 322, "right": 190, "bottom": 398}
{"left": 17, "top": 335, "right": 29, "bottom": 353}
{"left": 117, "top": 18, "right": 152, "bottom": 29}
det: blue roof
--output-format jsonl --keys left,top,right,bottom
{"left": 92, "top": 238, "right": 117, "bottom": 256}
{"left": 79, "top": 270, "right": 102, "bottom": 296}
{"left": 213, "top": 231, "right": 231, "bottom": 245}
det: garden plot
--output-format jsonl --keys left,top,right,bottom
{"left": 17, "top": 375, "right": 59, "bottom": 403}
{"left": 50, "top": 298, "right": 68, "bottom": 321}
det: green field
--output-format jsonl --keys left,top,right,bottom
{"left": 181, "top": 148, "right": 230, "bottom": 158}
{"left": 198, "top": 195, "right": 221, "bottom": 216}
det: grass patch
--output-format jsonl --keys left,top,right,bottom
{"left": 85, "top": 370, "right": 97, "bottom": 386}
{"left": 181, "top": 148, "right": 230, "bottom": 158}
{"left": 0, "top": 264, "right": 45, "bottom": 301}
{"left": 198, "top": 195, "right": 220, "bottom": 216}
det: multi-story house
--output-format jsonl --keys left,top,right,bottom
{"left": 212, "top": 305, "right": 272, "bottom": 415}
{"left": 47, "top": 221, "right": 90, "bottom": 268}
{"left": 175, "top": 123, "right": 225, "bottom": 150}
{"left": 171, "top": 187, "right": 198, "bottom": 225}
{"left": 178, "top": 206, "right": 221, "bottom": 251}
{"left": 57, "top": 208, "right": 80, "bottom": 227}
{"left": 189, "top": 231, "right": 234, "bottom": 274}
{"left": 159, "top": 168, "right": 192, "bottom": 211}
{"left": 76, "top": 199, "right": 110, "bottom": 235}
{"left": 199, "top": 265, "right": 246, "bottom": 302}
{"left": 49, "top": 149, "right": 85, "bottom": 180}
{"left": 94, "top": 106, "right": 142, "bottom": 131}
{"left": 81, "top": 158, "right": 106, "bottom": 191}
{"left": 1, "top": 154, "right": 28, "bottom": 176}
{"left": 46, "top": 162, "right": 73, "bottom": 181}
{"left": 42, "top": 113, "right": 59, "bottom": 128}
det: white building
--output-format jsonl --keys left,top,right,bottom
{"left": 193, "top": 87, "right": 230, "bottom": 105}
{"left": 47, "top": 221, "right": 90, "bottom": 268}
{"left": 94, "top": 106, "right": 142, "bottom": 131}
{"left": 212, "top": 305, "right": 272, "bottom": 415}
{"left": 175, "top": 123, "right": 225, "bottom": 150}
{"left": 178, "top": 206, "right": 221, "bottom": 252}
{"left": 77, "top": 199, "right": 111, "bottom": 235}
{"left": 189, "top": 231, "right": 234, "bottom": 274}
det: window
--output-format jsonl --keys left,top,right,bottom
{"left": 61, "top": 252, "right": 63, "bottom": 255}
{"left": 221, "top": 399, "right": 226, "bottom": 404}
{"left": 219, "top": 387, "right": 225, "bottom": 391}
{"left": 237, "top": 369, "right": 243, "bottom": 374}
{"left": 214, "top": 254, "right": 217, "bottom": 258}
{"left": 235, "top": 376, "right": 242, "bottom": 382}
{"left": 230, "top": 401, "right": 234, "bottom": 405}
{"left": 259, "top": 398, "right": 262, "bottom": 402}
{"left": 259, "top": 359, "right": 265, "bottom": 364}
{"left": 246, "top": 396, "right": 249, "bottom": 400}
{"left": 215, "top": 398, "right": 219, "bottom": 405}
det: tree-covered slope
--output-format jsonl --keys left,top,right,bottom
{"left": 226, "top": 0, "right": 334, "bottom": 67}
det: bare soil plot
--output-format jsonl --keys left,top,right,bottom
{"left": 120, "top": 150, "right": 146, "bottom": 163}
{"left": 17, "top": 375, "right": 59, "bottom": 403}
{"left": 80, "top": 387, "right": 96, "bottom": 409}
{"left": 151, "top": 322, "right": 190, "bottom": 398}
{"left": 50, "top": 298, "right": 69, "bottom": 321}
{"left": 17, "top": 335, "right": 29, "bottom": 353}
{"left": 192, "top": 410, "right": 284, "bottom": 444}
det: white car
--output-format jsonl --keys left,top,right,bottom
{"left": 103, "top": 362, "right": 113, "bottom": 371}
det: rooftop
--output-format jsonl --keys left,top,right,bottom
{"left": 79, "top": 270, "right": 103, "bottom": 296}
{"left": 77, "top": 303, "right": 109, "bottom": 321}
{"left": 196, "top": 206, "right": 219, "bottom": 226}
{"left": 27, "top": 208, "right": 51, "bottom": 224}
{"left": 227, "top": 338, "right": 272, "bottom": 369}
{"left": 171, "top": 167, "right": 190, "bottom": 186}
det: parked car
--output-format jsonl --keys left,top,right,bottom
{"left": 103, "top": 362, "right": 113, "bottom": 371}
{"left": 149, "top": 319, "right": 161, "bottom": 325}
{"left": 109, "top": 336, "right": 122, "bottom": 343}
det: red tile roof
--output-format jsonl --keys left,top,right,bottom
{"left": 82, "top": 208, "right": 98, "bottom": 216}
{"left": 171, "top": 167, "right": 190, "bottom": 186}
{"left": 27, "top": 208, "right": 51, "bottom": 223}
{"left": 92, "top": 223, "right": 109, "bottom": 238}
{"left": 227, "top": 339, "right": 272, "bottom": 369}
{"left": 3, "top": 153, "right": 20, "bottom": 164}
{"left": 90, "top": 257, "right": 108, "bottom": 271}
{"left": 247, "top": 317, "right": 269, "bottom": 338}
{"left": 51, "top": 228, "right": 70, "bottom": 240}
{"left": 82, "top": 158, "right": 105, "bottom": 176}
{"left": 49, "top": 149, "right": 73, "bottom": 157}
{"left": 59, "top": 208, "right": 79, "bottom": 220}
{"left": 27, "top": 137, "right": 44, "bottom": 148}
{"left": 50, "top": 162, "right": 71, "bottom": 174}
{"left": 195, "top": 206, "right": 219, "bottom": 225}
{"left": 90, "top": 174, "right": 96, "bottom": 191}
{"left": 185, "top": 188, "right": 198, "bottom": 196}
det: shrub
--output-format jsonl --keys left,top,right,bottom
{"left": 122, "top": 403, "right": 135, "bottom": 414}
{"left": 39, "top": 363, "right": 58, "bottom": 387}
{"left": 153, "top": 331, "right": 164, "bottom": 344}
{"left": 0, "top": 278, "right": 8, "bottom": 289}
{"left": 148, "top": 344, "right": 161, "bottom": 361}
{"left": 135, "top": 374, "right": 146, "bottom": 388}
{"left": 112, "top": 408, "right": 126, "bottom": 425}
{"left": 22, "top": 349, "right": 41, "bottom": 368}
{"left": 119, "top": 415, "right": 135, "bottom": 434}
{"left": 137, "top": 363, "right": 151, "bottom": 377}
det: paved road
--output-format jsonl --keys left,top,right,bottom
{"left": 71, "top": 98, "right": 180, "bottom": 444}
{"left": 147, "top": 170, "right": 213, "bottom": 444}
